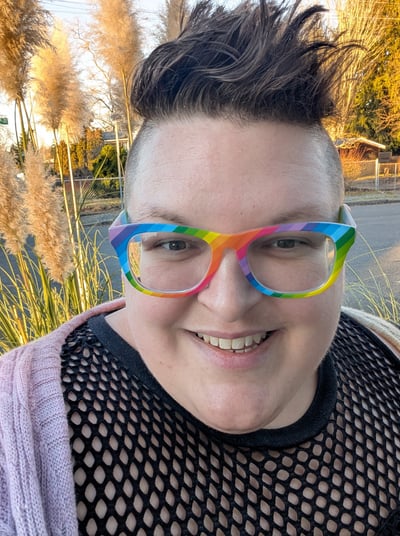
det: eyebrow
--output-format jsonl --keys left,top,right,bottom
{"left": 271, "top": 206, "right": 338, "bottom": 224}
{"left": 129, "top": 207, "right": 190, "bottom": 226}
{"left": 129, "top": 205, "right": 338, "bottom": 227}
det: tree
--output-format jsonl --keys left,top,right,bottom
{"left": 73, "top": 28, "right": 126, "bottom": 133}
{"left": 76, "top": 128, "right": 104, "bottom": 171}
{"left": 0, "top": 0, "right": 50, "bottom": 154}
{"left": 92, "top": 144, "right": 127, "bottom": 179}
{"left": 349, "top": 1, "right": 400, "bottom": 151}
{"left": 54, "top": 129, "right": 104, "bottom": 177}
{"left": 90, "top": 0, "right": 142, "bottom": 146}
{"left": 158, "top": 0, "right": 190, "bottom": 43}
{"left": 326, "top": 0, "right": 390, "bottom": 140}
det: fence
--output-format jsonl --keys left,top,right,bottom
{"left": 62, "top": 176, "right": 124, "bottom": 213}
{"left": 343, "top": 160, "right": 399, "bottom": 191}
{"left": 65, "top": 165, "right": 399, "bottom": 201}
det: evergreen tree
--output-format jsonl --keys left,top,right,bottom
{"left": 349, "top": 1, "right": 400, "bottom": 152}
{"left": 92, "top": 144, "right": 127, "bottom": 179}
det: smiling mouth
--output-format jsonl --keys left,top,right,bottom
{"left": 196, "top": 332, "right": 273, "bottom": 353}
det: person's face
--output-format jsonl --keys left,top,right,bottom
{"left": 115, "top": 117, "right": 344, "bottom": 434}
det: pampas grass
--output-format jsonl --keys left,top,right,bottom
{"left": 23, "top": 147, "right": 73, "bottom": 282}
{"left": 345, "top": 232, "right": 400, "bottom": 324}
{"left": 0, "top": 0, "right": 50, "bottom": 152}
{"left": 0, "top": 148, "right": 27, "bottom": 255}
{"left": 0, "top": 227, "right": 116, "bottom": 352}
{"left": 0, "top": 147, "right": 119, "bottom": 353}
{"left": 158, "top": 0, "right": 189, "bottom": 43}
{"left": 91, "top": 0, "right": 142, "bottom": 144}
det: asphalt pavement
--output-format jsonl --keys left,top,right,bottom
{"left": 81, "top": 191, "right": 400, "bottom": 227}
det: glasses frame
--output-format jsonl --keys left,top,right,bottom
{"left": 109, "top": 204, "right": 356, "bottom": 298}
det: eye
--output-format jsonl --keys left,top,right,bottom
{"left": 251, "top": 233, "right": 326, "bottom": 257}
{"left": 272, "top": 238, "right": 306, "bottom": 249}
{"left": 140, "top": 233, "right": 191, "bottom": 251}
{"left": 140, "top": 233, "right": 208, "bottom": 258}
{"left": 160, "top": 239, "right": 189, "bottom": 251}
{"left": 254, "top": 235, "right": 310, "bottom": 251}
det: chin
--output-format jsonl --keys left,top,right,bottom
{"left": 195, "top": 396, "right": 274, "bottom": 435}
{"left": 205, "top": 415, "right": 269, "bottom": 435}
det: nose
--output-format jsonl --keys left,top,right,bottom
{"left": 197, "top": 249, "right": 263, "bottom": 322}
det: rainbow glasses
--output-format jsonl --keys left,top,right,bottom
{"left": 109, "top": 205, "right": 356, "bottom": 298}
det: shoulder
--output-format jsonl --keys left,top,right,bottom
{"left": 0, "top": 298, "right": 126, "bottom": 389}
{"left": 341, "top": 306, "right": 400, "bottom": 359}
{"left": 0, "top": 299, "right": 126, "bottom": 534}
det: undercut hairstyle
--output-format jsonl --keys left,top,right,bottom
{"left": 126, "top": 0, "right": 354, "bottom": 201}
{"left": 131, "top": 0, "right": 353, "bottom": 124}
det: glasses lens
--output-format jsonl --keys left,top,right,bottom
{"left": 126, "top": 229, "right": 337, "bottom": 295}
{"left": 247, "top": 231, "right": 336, "bottom": 293}
{"left": 127, "top": 232, "right": 212, "bottom": 292}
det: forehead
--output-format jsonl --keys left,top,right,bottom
{"left": 127, "top": 118, "right": 341, "bottom": 227}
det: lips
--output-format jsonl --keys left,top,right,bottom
{"left": 196, "top": 332, "right": 271, "bottom": 353}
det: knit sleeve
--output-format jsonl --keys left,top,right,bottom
{"left": 0, "top": 346, "right": 53, "bottom": 535}
{"left": 0, "top": 438, "right": 16, "bottom": 534}
{"left": 342, "top": 306, "right": 400, "bottom": 358}
{"left": 0, "top": 300, "right": 125, "bottom": 535}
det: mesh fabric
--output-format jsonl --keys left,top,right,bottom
{"left": 61, "top": 313, "right": 400, "bottom": 535}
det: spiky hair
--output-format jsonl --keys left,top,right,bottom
{"left": 131, "top": 0, "right": 353, "bottom": 125}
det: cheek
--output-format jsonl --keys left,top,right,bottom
{"left": 124, "top": 284, "right": 191, "bottom": 332}
{"left": 277, "top": 276, "right": 343, "bottom": 348}
{"left": 291, "top": 272, "right": 343, "bottom": 318}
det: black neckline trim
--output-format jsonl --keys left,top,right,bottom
{"left": 88, "top": 314, "right": 337, "bottom": 449}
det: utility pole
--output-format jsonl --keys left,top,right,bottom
{"left": 114, "top": 119, "right": 123, "bottom": 208}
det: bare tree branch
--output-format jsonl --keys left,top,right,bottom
{"left": 326, "top": 0, "right": 389, "bottom": 139}
{"left": 90, "top": 0, "right": 143, "bottom": 145}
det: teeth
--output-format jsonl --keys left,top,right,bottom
{"left": 253, "top": 334, "right": 262, "bottom": 344}
{"left": 232, "top": 337, "right": 245, "bottom": 350}
{"left": 245, "top": 335, "right": 254, "bottom": 347}
{"left": 219, "top": 338, "right": 232, "bottom": 350}
{"left": 210, "top": 336, "right": 220, "bottom": 347}
{"left": 197, "top": 332, "right": 269, "bottom": 352}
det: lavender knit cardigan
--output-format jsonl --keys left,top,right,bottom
{"left": 0, "top": 300, "right": 398, "bottom": 535}
{"left": 0, "top": 299, "right": 125, "bottom": 536}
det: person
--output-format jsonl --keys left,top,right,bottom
{"left": 1, "top": 0, "right": 400, "bottom": 534}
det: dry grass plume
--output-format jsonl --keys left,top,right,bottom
{"left": 0, "top": 148, "right": 27, "bottom": 254}
{"left": 23, "top": 147, "right": 73, "bottom": 282}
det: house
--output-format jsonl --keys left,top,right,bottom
{"left": 335, "top": 137, "right": 386, "bottom": 161}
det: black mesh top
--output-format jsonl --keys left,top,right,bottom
{"left": 61, "top": 312, "right": 400, "bottom": 535}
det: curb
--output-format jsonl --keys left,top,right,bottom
{"left": 345, "top": 197, "right": 400, "bottom": 206}
{"left": 81, "top": 197, "right": 400, "bottom": 226}
{"left": 81, "top": 211, "right": 120, "bottom": 226}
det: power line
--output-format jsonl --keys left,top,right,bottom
{"left": 41, "top": 0, "right": 93, "bottom": 15}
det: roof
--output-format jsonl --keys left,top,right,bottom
{"left": 335, "top": 137, "right": 386, "bottom": 150}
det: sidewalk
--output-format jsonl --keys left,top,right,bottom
{"left": 81, "top": 210, "right": 120, "bottom": 226}
{"left": 345, "top": 191, "right": 400, "bottom": 206}
{"left": 81, "top": 191, "right": 400, "bottom": 226}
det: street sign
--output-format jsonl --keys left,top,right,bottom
{"left": 0, "top": 117, "right": 8, "bottom": 125}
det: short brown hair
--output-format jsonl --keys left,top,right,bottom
{"left": 131, "top": 0, "right": 352, "bottom": 125}
{"left": 126, "top": 0, "right": 351, "bottom": 204}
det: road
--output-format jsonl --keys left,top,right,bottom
{"left": 343, "top": 203, "right": 400, "bottom": 314}
{"left": 1, "top": 203, "right": 399, "bottom": 314}
{"left": 90, "top": 203, "right": 400, "bottom": 313}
